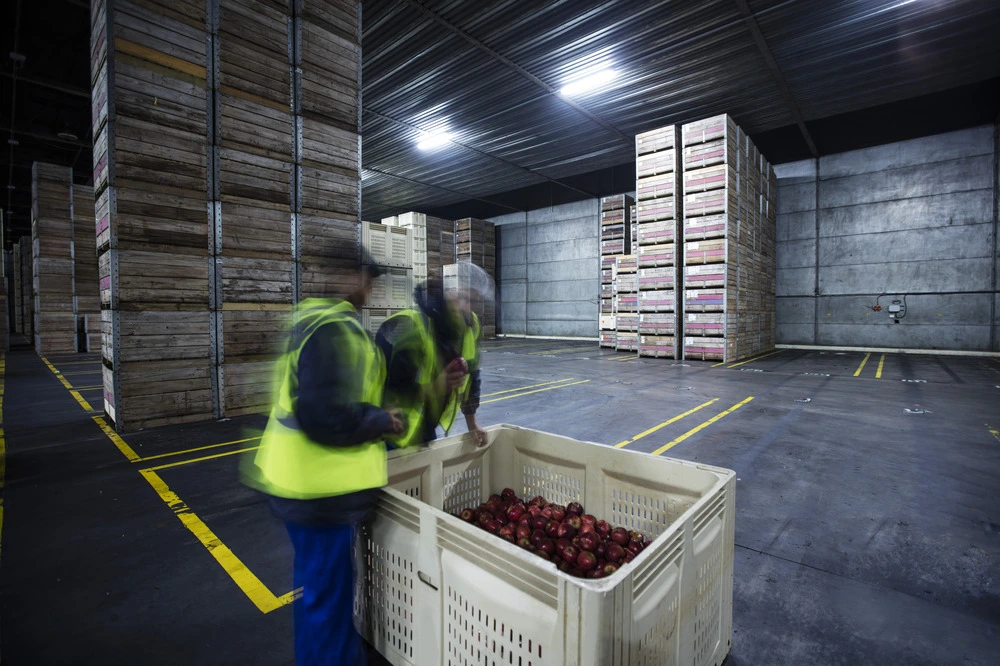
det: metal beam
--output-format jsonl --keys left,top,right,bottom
{"left": 0, "top": 72, "right": 90, "bottom": 99}
{"left": 363, "top": 165, "right": 523, "bottom": 214}
{"left": 400, "top": 0, "right": 631, "bottom": 145}
{"left": 734, "top": 0, "right": 818, "bottom": 157}
{"left": 8, "top": 128, "right": 91, "bottom": 148}
{"left": 364, "top": 108, "right": 600, "bottom": 199}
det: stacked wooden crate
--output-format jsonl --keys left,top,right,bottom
{"left": 18, "top": 236, "right": 33, "bottom": 339}
{"left": 599, "top": 194, "right": 633, "bottom": 349}
{"left": 31, "top": 163, "right": 76, "bottom": 354}
{"left": 613, "top": 254, "right": 639, "bottom": 352}
{"left": 680, "top": 114, "right": 776, "bottom": 362}
{"left": 73, "top": 184, "right": 101, "bottom": 352}
{"left": 455, "top": 218, "right": 496, "bottom": 339}
{"left": 12, "top": 244, "right": 22, "bottom": 334}
{"left": 635, "top": 124, "right": 682, "bottom": 359}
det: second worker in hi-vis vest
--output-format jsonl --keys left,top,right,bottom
{"left": 376, "top": 263, "right": 494, "bottom": 449}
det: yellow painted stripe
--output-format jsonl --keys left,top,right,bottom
{"left": 650, "top": 397, "right": 755, "bottom": 456}
{"left": 875, "top": 354, "right": 886, "bottom": 379}
{"left": 987, "top": 424, "right": 1000, "bottom": 444}
{"left": 139, "top": 468, "right": 292, "bottom": 613}
{"left": 136, "top": 436, "right": 263, "bottom": 463}
{"left": 726, "top": 349, "right": 784, "bottom": 369}
{"left": 615, "top": 399, "right": 719, "bottom": 448}
{"left": 92, "top": 416, "right": 141, "bottom": 462}
{"left": 615, "top": 355, "right": 639, "bottom": 361}
{"left": 40, "top": 355, "right": 75, "bottom": 390}
{"left": 482, "top": 378, "right": 574, "bottom": 397}
{"left": 69, "top": 391, "right": 97, "bottom": 413}
{"left": 853, "top": 352, "right": 872, "bottom": 377}
{"left": 481, "top": 379, "right": 590, "bottom": 404}
{"left": 145, "top": 445, "right": 262, "bottom": 471}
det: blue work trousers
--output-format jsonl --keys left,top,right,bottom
{"left": 286, "top": 522, "right": 366, "bottom": 666}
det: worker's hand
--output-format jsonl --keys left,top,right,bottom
{"left": 441, "top": 357, "right": 468, "bottom": 392}
{"left": 465, "top": 414, "right": 488, "bottom": 447}
{"left": 386, "top": 409, "right": 406, "bottom": 435}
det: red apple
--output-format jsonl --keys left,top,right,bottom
{"left": 541, "top": 506, "right": 553, "bottom": 519}
{"left": 629, "top": 530, "right": 644, "bottom": 543}
{"left": 578, "top": 532, "right": 600, "bottom": 552}
{"left": 517, "top": 537, "right": 534, "bottom": 550}
{"left": 530, "top": 529, "right": 546, "bottom": 546}
{"left": 556, "top": 523, "right": 577, "bottom": 540}
{"left": 566, "top": 502, "right": 584, "bottom": 516}
{"left": 501, "top": 488, "right": 517, "bottom": 501}
{"left": 545, "top": 520, "right": 560, "bottom": 538}
{"left": 486, "top": 519, "right": 501, "bottom": 534}
{"left": 565, "top": 515, "right": 582, "bottom": 531}
{"left": 529, "top": 495, "right": 547, "bottom": 508}
{"left": 595, "top": 520, "right": 611, "bottom": 537}
{"left": 506, "top": 505, "right": 524, "bottom": 521}
{"left": 535, "top": 551, "right": 551, "bottom": 561}
{"left": 554, "top": 539, "right": 570, "bottom": 557}
{"left": 576, "top": 551, "right": 597, "bottom": 571}
{"left": 549, "top": 505, "right": 566, "bottom": 522}
{"left": 595, "top": 542, "right": 607, "bottom": 559}
{"left": 478, "top": 512, "right": 493, "bottom": 527}
{"left": 586, "top": 568, "right": 604, "bottom": 579}
{"left": 499, "top": 524, "right": 516, "bottom": 538}
{"left": 581, "top": 514, "right": 596, "bottom": 527}
{"left": 516, "top": 524, "right": 531, "bottom": 540}
{"left": 628, "top": 541, "right": 644, "bottom": 555}
{"left": 528, "top": 506, "right": 542, "bottom": 518}
{"left": 579, "top": 524, "right": 596, "bottom": 535}
{"left": 606, "top": 543, "right": 626, "bottom": 563}
{"left": 603, "top": 563, "right": 619, "bottom": 576}
{"left": 537, "top": 538, "right": 555, "bottom": 555}
{"left": 531, "top": 515, "right": 548, "bottom": 531}
{"left": 557, "top": 560, "right": 572, "bottom": 573}
{"left": 562, "top": 545, "right": 579, "bottom": 564}
{"left": 495, "top": 512, "right": 509, "bottom": 526}
{"left": 571, "top": 536, "right": 581, "bottom": 548}
{"left": 518, "top": 516, "right": 531, "bottom": 528}
{"left": 623, "top": 551, "right": 635, "bottom": 563}
{"left": 610, "top": 528, "right": 629, "bottom": 545}
{"left": 489, "top": 494, "right": 502, "bottom": 503}
{"left": 459, "top": 508, "right": 475, "bottom": 522}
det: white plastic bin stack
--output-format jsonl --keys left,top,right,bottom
{"left": 361, "top": 221, "right": 413, "bottom": 332}
{"left": 635, "top": 124, "right": 682, "bottom": 359}
{"left": 382, "top": 212, "right": 455, "bottom": 282}
{"left": 360, "top": 424, "right": 736, "bottom": 666}
{"left": 681, "top": 115, "right": 776, "bottom": 362}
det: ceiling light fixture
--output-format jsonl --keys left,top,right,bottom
{"left": 416, "top": 131, "right": 452, "bottom": 151}
{"left": 57, "top": 131, "right": 79, "bottom": 141}
{"left": 560, "top": 68, "right": 618, "bottom": 97}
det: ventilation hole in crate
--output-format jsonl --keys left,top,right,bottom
{"left": 392, "top": 476, "right": 422, "bottom": 501}
{"left": 693, "top": 548, "right": 723, "bottom": 665}
{"left": 608, "top": 488, "right": 677, "bottom": 537}
{"left": 446, "top": 586, "right": 544, "bottom": 666}
{"left": 521, "top": 465, "right": 582, "bottom": 506}
{"left": 363, "top": 537, "right": 415, "bottom": 659}
{"left": 443, "top": 465, "right": 483, "bottom": 515}
{"left": 637, "top": 595, "right": 679, "bottom": 666}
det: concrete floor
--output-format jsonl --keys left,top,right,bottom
{"left": 1, "top": 337, "right": 998, "bottom": 664}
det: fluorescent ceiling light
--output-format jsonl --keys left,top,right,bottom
{"left": 560, "top": 68, "right": 617, "bottom": 97}
{"left": 417, "top": 131, "right": 452, "bottom": 151}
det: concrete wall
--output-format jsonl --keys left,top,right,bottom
{"left": 491, "top": 200, "right": 600, "bottom": 338}
{"left": 775, "top": 124, "right": 999, "bottom": 351}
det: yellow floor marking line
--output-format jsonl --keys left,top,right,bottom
{"left": 650, "top": 396, "right": 755, "bottom": 456}
{"left": 615, "top": 399, "right": 719, "bottom": 448}
{"left": 853, "top": 352, "right": 872, "bottom": 377}
{"left": 988, "top": 424, "right": 1000, "bottom": 444}
{"left": 135, "top": 436, "right": 263, "bottom": 463}
{"left": 40, "top": 355, "right": 99, "bottom": 412}
{"left": 725, "top": 349, "right": 784, "bottom": 369}
{"left": 92, "top": 416, "right": 141, "bottom": 462}
{"left": 139, "top": 467, "right": 293, "bottom": 614}
{"left": 616, "top": 355, "right": 639, "bottom": 361}
{"left": 875, "top": 354, "right": 886, "bottom": 379}
{"left": 144, "top": 445, "right": 262, "bottom": 471}
{"left": 482, "top": 379, "right": 591, "bottom": 404}
{"left": 482, "top": 378, "right": 574, "bottom": 397}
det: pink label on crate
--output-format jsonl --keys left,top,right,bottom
{"left": 686, "top": 173, "right": 726, "bottom": 189}
{"left": 688, "top": 223, "right": 727, "bottom": 233}
{"left": 93, "top": 154, "right": 108, "bottom": 182}
{"left": 641, "top": 229, "right": 673, "bottom": 241}
{"left": 687, "top": 249, "right": 725, "bottom": 260}
{"left": 100, "top": 276, "right": 111, "bottom": 290}
{"left": 96, "top": 213, "right": 109, "bottom": 233}
{"left": 689, "top": 291, "right": 724, "bottom": 302}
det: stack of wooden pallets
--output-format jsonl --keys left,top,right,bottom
{"left": 18, "top": 236, "right": 33, "bottom": 340}
{"left": 73, "top": 183, "right": 101, "bottom": 352}
{"left": 90, "top": 0, "right": 362, "bottom": 430}
{"left": 455, "top": 218, "right": 496, "bottom": 339}
{"left": 680, "top": 114, "right": 776, "bottom": 362}
{"left": 599, "top": 194, "right": 633, "bottom": 349}
{"left": 634, "top": 125, "right": 682, "bottom": 359}
{"left": 31, "top": 163, "right": 76, "bottom": 354}
{"left": 613, "top": 254, "right": 638, "bottom": 352}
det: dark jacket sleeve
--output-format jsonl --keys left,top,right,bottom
{"left": 461, "top": 368, "right": 481, "bottom": 415}
{"left": 295, "top": 321, "right": 394, "bottom": 447}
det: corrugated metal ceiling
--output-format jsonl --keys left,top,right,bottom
{"left": 360, "top": 0, "right": 1000, "bottom": 220}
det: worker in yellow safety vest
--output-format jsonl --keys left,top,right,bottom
{"left": 376, "top": 263, "right": 493, "bottom": 448}
{"left": 244, "top": 252, "right": 404, "bottom": 666}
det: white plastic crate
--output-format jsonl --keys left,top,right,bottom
{"left": 361, "top": 307, "right": 404, "bottom": 335}
{"left": 369, "top": 267, "right": 413, "bottom": 309}
{"left": 599, "top": 314, "right": 616, "bottom": 330}
{"left": 363, "top": 222, "right": 413, "bottom": 268}
{"left": 361, "top": 425, "right": 735, "bottom": 666}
